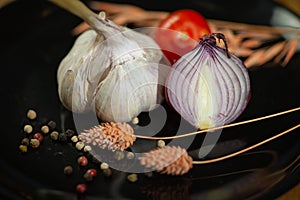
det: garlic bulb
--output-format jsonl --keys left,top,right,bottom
{"left": 54, "top": 0, "right": 166, "bottom": 122}
{"left": 165, "top": 33, "right": 251, "bottom": 129}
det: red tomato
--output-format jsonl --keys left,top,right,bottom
{"left": 154, "top": 9, "right": 211, "bottom": 65}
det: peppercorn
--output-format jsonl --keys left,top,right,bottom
{"left": 30, "top": 139, "right": 40, "bottom": 148}
{"left": 83, "top": 172, "right": 93, "bottom": 181}
{"left": 59, "top": 132, "right": 67, "bottom": 142}
{"left": 157, "top": 140, "right": 165, "bottom": 148}
{"left": 75, "top": 141, "right": 85, "bottom": 151}
{"left": 21, "top": 138, "right": 30, "bottom": 146}
{"left": 71, "top": 135, "right": 78, "bottom": 143}
{"left": 77, "top": 156, "right": 88, "bottom": 167}
{"left": 100, "top": 162, "right": 109, "bottom": 170}
{"left": 114, "top": 151, "right": 124, "bottom": 160}
{"left": 64, "top": 165, "right": 73, "bottom": 176}
{"left": 76, "top": 183, "right": 87, "bottom": 194}
{"left": 41, "top": 125, "right": 49, "bottom": 134}
{"left": 27, "top": 109, "right": 37, "bottom": 120}
{"left": 23, "top": 124, "right": 33, "bottom": 134}
{"left": 126, "top": 152, "right": 135, "bottom": 160}
{"left": 102, "top": 168, "right": 112, "bottom": 177}
{"left": 144, "top": 172, "right": 153, "bottom": 178}
{"left": 86, "top": 169, "right": 97, "bottom": 177}
{"left": 50, "top": 131, "right": 59, "bottom": 141}
{"left": 127, "top": 173, "right": 138, "bottom": 182}
{"left": 47, "top": 120, "right": 56, "bottom": 130}
{"left": 19, "top": 145, "right": 28, "bottom": 153}
{"left": 65, "top": 129, "right": 75, "bottom": 137}
{"left": 132, "top": 117, "right": 139, "bottom": 125}
{"left": 83, "top": 145, "right": 91, "bottom": 152}
{"left": 33, "top": 133, "right": 43, "bottom": 142}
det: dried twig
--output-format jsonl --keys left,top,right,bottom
{"left": 72, "top": 1, "right": 300, "bottom": 68}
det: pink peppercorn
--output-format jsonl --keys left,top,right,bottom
{"left": 76, "top": 183, "right": 87, "bottom": 194}
{"left": 33, "top": 133, "right": 43, "bottom": 142}
{"left": 86, "top": 169, "right": 97, "bottom": 177}
{"left": 77, "top": 156, "right": 88, "bottom": 167}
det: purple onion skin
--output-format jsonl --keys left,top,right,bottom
{"left": 165, "top": 33, "right": 251, "bottom": 129}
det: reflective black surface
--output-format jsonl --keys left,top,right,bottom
{"left": 1, "top": 1, "right": 300, "bottom": 200}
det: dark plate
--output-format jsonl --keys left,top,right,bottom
{"left": 1, "top": 1, "right": 300, "bottom": 200}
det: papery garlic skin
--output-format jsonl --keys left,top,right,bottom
{"left": 57, "top": 23, "right": 165, "bottom": 122}
{"left": 165, "top": 34, "right": 251, "bottom": 129}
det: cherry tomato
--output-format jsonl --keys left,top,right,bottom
{"left": 154, "top": 9, "right": 211, "bottom": 65}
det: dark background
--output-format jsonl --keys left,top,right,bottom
{"left": 1, "top": 0, "right": 300, "bottom": 200}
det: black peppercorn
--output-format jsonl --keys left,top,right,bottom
{"left": 59, "top": 132, "right": 67, "bottom": 142}
{"left": 47, "top": 120, "right": 57, "bottom": 130}
{"left": 65, "top": 129, "right": 75, "bottom": 137}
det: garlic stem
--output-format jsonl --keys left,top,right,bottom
{"left": 49, "top": 0, "right": 121, "bottom": 35}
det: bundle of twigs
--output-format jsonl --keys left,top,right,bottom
{"left": 70, "top": 1, "right": 300, "bottom": 69}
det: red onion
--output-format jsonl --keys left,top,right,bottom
{"left": 165, "top": 33, "right": 251, "bottom": 129}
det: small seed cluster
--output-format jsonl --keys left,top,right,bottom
{"left": 19, "top": 109, "right": 59, "bottom": 152}
{"left": 20, "top": 109, "right": 193, "bottom": 196}
{"left": 19, "top": 108, "right": 141, "bottom": 195}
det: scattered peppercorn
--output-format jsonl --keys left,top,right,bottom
{"left": 83, "top": 172, "right": 93, "bottom": 181}
{"left": 27, "top": 109, "right": 37, "bottom": 120}
{"left": 126, "top": 152, "right": 135, "bottom": 160}
{"left": 50, "top": 131, "right": 59, "bottom": 141}
{"left": 76, "top": 183, "right": 87, "bottom": 194}
{"left": 144, "top": 172, "right": 153, "bottom": 178}
{"left": 30, "top": 139, "right": 40, "bottom": 148}
{"left": 102, "top": 168, "right": 112, "bottom": 177}
{"left": 127, "top": 173, "right": 138, "bottom": 182}
{"left": 65, "top": 129, "right": 75, "bottom": 137}
{"left": 114, "top": 151, "right": 125, "bottom": 160}
{"left": 100, "top": 162, "right": 109, "bottom": 170}
{"left": 21, "top": 138, "right": 30, "bottom": 146}
{"left": 86, "top": 169, "right": 97, "bottom": 177}
{"left": 63, "top": 165, "right": 73, "bottom": 176}
{"left": 41, "top": 125, "right": 49, "bottom": 134}
{"left": 33, "top": 133, "right": 43, "bottom": 142}
{"left": 23, "top": 124, "right": 33, "bottom": 134}
{"left": 71, "top": 135, "right": 78, "bottom": 143}
{"left": 77, "top": 156, "right": 88, "bottom": 167}
{"left": 75, "top": 141, "right": 85, "bottom": 151}
{"left": 157, "top": 140, "right": 165, "bottom": 148}
{"left": 132, "top": 117, "right": 139, "bottom": 125}
{"left": 59, "top": 132, "right": 67, "bottom": 142}
{"left": 19, "top": 145, "right": 28, "bottom": 153}
{"left": 47, "top": 120, "right": 56, "bottom": 130}
{"left": 83, "top": 145, "right": 91, "bottom": 152}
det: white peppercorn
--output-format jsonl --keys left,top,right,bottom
{"left": 126, "top": 152, "right": 135, "bottom": 160}
{"left": 157, "top": 140, "right": 165, "bottom": 148}
{"left": 23, "top": 125, "right": 33, "bottom": 134}
{"left": 50, "top": 131, "right": 59, "bottom": 140}
{"left": 100, "top": 162, "right": 109, "bottom": 170}
{"left": 132, "top": 117, "right": 139, "bottom": 125}
{"left": 30, "top": 138, "right": 40, "bottom": 148}
{"left": 41, "top": 125, "right": 49, "bottom": 134}
{"left": 27, "top": 109, "right": 37, "bottom": 120}
{"left": 83, "top": 145, "right": 92, "bottom": 152}
{"left": 114, "top": 151, "right": 125, "bottom": 160}
{"left": 75, "top": 141, "right": 85, "bottom": 151}
{"left": 71, "top": 135, "right": 78, "bottom": 143}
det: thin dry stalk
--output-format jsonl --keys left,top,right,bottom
{"left": 71, "top": 1, "right": 300, "bottom": 68}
